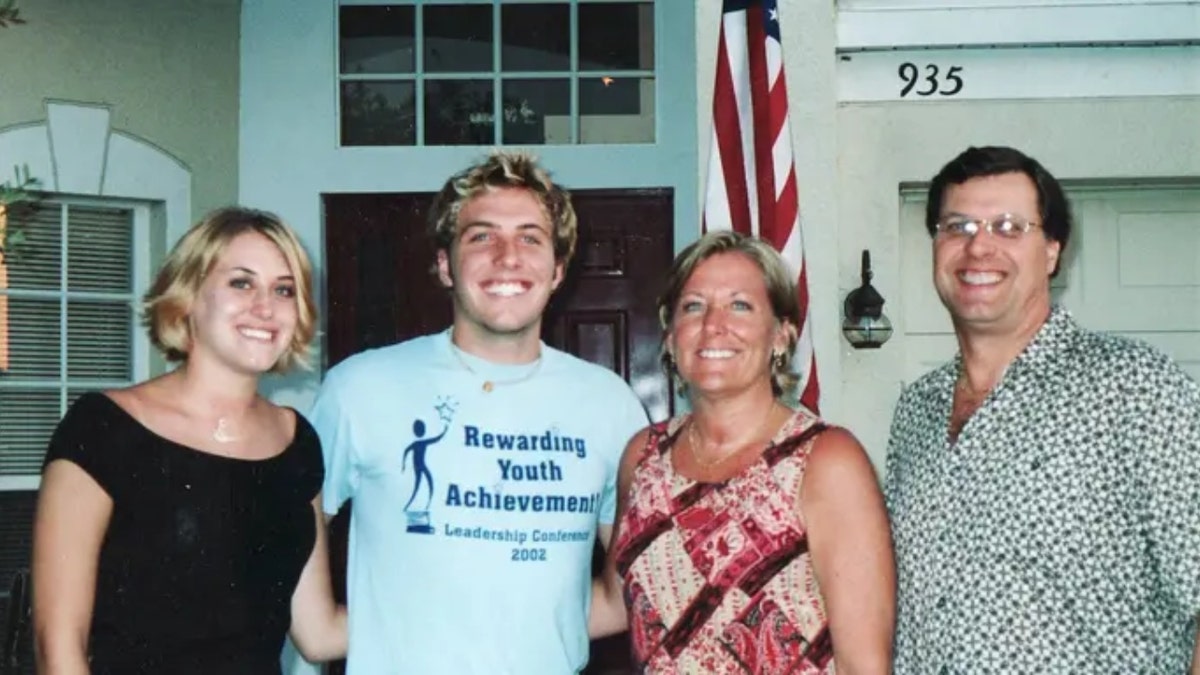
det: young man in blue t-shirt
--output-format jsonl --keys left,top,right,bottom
{"left": 309, "top": 151, "right": 648, "bottom": 674}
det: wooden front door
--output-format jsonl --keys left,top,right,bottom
{"left": 322, "top": 188, "right": 675, "bottom": 674}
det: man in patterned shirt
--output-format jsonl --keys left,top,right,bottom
{"left": 885, "top": 145, "right": 1200, "bottom": 673}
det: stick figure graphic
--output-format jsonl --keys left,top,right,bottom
{"left": 402, "top": 417, "right": 448, "bottom": 513}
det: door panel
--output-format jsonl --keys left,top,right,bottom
{"left": 544, "top": 189, "right": 674, "bottom": 422}
{"left": 322, "top": 188, "right": 675, "bottom": 674}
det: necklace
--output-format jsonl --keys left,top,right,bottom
{"left": 687, "top": 404, "right": 780, "bottom": 469}
{"left": 212, "top": 417, "right": 241, "bottom": 444}
{"left": 449, "top": 336, "right": 543, "bottom": 393}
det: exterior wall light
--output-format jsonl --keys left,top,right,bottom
{"left": 842, "top": 249, "right": 893, "bottom": 349}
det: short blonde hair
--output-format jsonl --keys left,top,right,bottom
{"left": 142, "top": 206, "right": 317, "bottom": 373}
{"left": 427, "top": 150, "right": 577, "bottom": 264}
{"left": 657, "top": 230, "right": 801, "bottom": 398}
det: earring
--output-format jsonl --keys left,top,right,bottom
{"left": 771, "top": 351, "right": 785, "bottom": 370}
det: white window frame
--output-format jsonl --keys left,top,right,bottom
{"left": 336, "top": 0, "right": 658, "bottom": 147}
{"left": 0, "top": 197, "right": 153, "bottom": 491}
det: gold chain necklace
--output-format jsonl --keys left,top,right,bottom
{"left": 449, "top": 334, "right": 543, "bottom": 393}
{"left": 686, "top": 404, "right": 780, "bottom": 469}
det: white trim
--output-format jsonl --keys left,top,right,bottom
{"left": 837, "top": 3, "right": 1200, "bottom": 51}
{"left": 131, "top": 205, "right": 152, "bottom": 383}
{"left": 46, "top": 102, "right": 112, "bottom": 195}
{"left": 0, "top": 101, "right": 191, "bottom": 487}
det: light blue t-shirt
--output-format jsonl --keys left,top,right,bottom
{"left": 309, "top": 330, "right": 648, "bottom": 675}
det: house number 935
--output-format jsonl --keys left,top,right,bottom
{"left": 898, "top": 62, "right": 964, "bottom": 98}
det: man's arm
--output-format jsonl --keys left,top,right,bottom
{"left": 588, "top": 428, "right": 648, "bottom": 639}
{"left": 1125, "top": 353, "right": 1200, "bottom": 671}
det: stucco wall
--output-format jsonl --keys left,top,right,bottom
{"left": 837, "top": 97, "right": 1200, "bottom": 464}
{"left": 696, "top": 3, "right": 1200, "bottom": 467}
{"left": 0, "top": 0, "right": 240, "bottom": 218}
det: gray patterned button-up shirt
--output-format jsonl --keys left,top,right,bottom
{"left": 886, "top": 306, "right": 1200, "bottom": 673}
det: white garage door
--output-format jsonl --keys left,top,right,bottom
{"left": 900, "top": 183, "right": 1200, "bottom": 385}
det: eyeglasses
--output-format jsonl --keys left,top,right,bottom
{"left": 934, "top": 214, "right": 1042, "bottom": 240}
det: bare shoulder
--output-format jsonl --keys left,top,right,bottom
{"left": 618, "top": 426, "right": 653, "bottom": 479}
{"left": 803, "top": 426, "right": 879, "bottom": 494}
{"left": 104, "top": 377, "right": 167, "bottom": 417}
{"left": 268, "top": 399, "right": 299, "bottom": 436}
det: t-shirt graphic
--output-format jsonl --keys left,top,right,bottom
{"left": 311, "top": 332, "right": 649, "bottom": 675}
{"left": 401, "top": 400, "right": 453, "bottom": 533}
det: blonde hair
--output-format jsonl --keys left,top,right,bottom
{"left": 657, "top": 230, "right": 801, "bottom": 398}
{"left": 427, "top": 150, "right": 577, "bottom": 264}
{"left": 142, "top": 206, "right": 317, "bottom": 373}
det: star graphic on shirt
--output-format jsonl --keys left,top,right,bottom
{"left": 434, "top": 397, "right": 457, "bottom": 424}
{"left": 769, "top": 7, "right": 778, "bottom": 22}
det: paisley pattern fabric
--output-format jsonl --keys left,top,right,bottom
{"left": 886, "top": 306, "right": 1200, "bottom": 673}
{"left": 615, "top": 408, "right": 835, "bottom": 674}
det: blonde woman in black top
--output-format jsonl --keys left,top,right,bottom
{"left": 32, "top": 207, "right": 346, "bottom": 674}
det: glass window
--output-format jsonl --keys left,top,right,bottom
{"left": 0, "top": 202, "right": 143, "bottom": 479}
{"left": 424, "top": 5, "right": 493, "bottom": 73}
{"left": 339, "top": 5, "right": 416, "bottom": 75}
{"left": 579, "top": 2, "right": 655, "bottom": 71}
{"left": 502, "top": 4, "right": 571, "bottom": 72}
{"left": 425, "top": 79, "right": 495, "bottom": 145}
{"left": 337, "top": 1, "right": 657, "bottom": 147}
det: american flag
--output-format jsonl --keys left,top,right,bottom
{"left": 703, "top": 0, "right": 820, "bottom": 413}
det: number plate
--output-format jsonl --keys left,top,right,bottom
{"left": 837, "top": 46, "right": 1200, "bottom": 102}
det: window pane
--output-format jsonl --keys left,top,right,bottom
{"left": 339, "top": 5, "right": 415, "bottom": 74}
{"left": 425, "top": 79, "right": 494, "bottom": 146}
{"left": 67, "top": 206, "right": 133, "bottom": 293}
{"left": 579, "top": 2, "right": 654, "bottom": 71}
{"left": 502, "top": 4, "right": 570, "bottom": 72}
{"left": 580, "top": 76, "right": 655, "bottom": 144}
{"left": 0, "top": 297, "right": 60, "bottom": 379}
{"left": 0, "top": 388, "right": 59, "bottom": 476}
{"left": 5, "top": 205, "right": 61, "bottom": 291}
{"left": 67, "top": 301, "right": 131, "bottom": 381}
{"left": 501, "top": 79, "right": 570, "bottom": 145}
{"left": 341, "top": 81, "right": 416, "bottom": 146}
{"left": 424, "top": 5, "right": 493, "bottom": 73}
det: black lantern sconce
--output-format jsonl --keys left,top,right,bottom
{"left": 842, "top": 249, "right": 893, "bottom": 349}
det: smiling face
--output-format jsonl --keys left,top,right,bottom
{"left": 933, "top": 171, "right": 1061, "bottom": 339}
{"left": 186, "top": 231, "right": 299, "bottom": 376}
{"left": 667, "top": 252, "right": 791, "bottom": 400}
{"left": 436, "top": 186, "right": 563, "bottom": 353}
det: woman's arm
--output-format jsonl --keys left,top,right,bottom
{"left": 588, "top": 427, "right": 649, "bottom": 639}
{"left": 1191, "top": 624, "right": 1200, "bottom": 674}
{"left": 801, "top": 427, "right": 895, "bottom": 675}
{"left": 33, "top": 460, "right": 113, "bottom": 675}
{"left": 288, "top": 496, "right": 347, "bottom": 663}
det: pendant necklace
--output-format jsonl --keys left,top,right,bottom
{"left": 212, "top": 417, "right": 242, "bottom": 444}
{"left": 449, "top": 333, "right": 543, "bottom": 393}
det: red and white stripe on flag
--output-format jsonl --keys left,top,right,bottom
{"left": 703, "top": 0, "right": 820, "bottom": 413}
